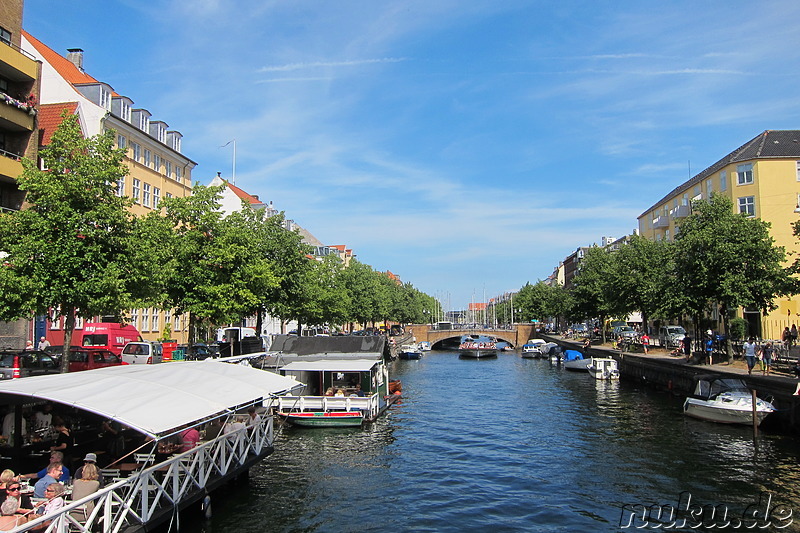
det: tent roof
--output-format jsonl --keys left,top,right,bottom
{"left": 280, "top": 359, "right": 379, "bottom": 373}
{"left": 0, "top": 362, "right": 301, "bottom": 438}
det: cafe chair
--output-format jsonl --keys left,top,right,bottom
{"left": 134, "top": 453, "right": 156, "bottom": 465}
{"left": 100, "top": 468, "right": 121, "bottom": 479}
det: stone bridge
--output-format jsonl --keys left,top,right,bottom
{"left": 406, "top": 323, "right": 539, "bottom": 348}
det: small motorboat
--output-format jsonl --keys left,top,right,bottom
{"left": 418, "top": 341, "right": 432, "bottom": 351}
{"left": 280, "top": 411, "right": 364, "bottom": 428}
{"left": 563, "top": 350, "right": 591, "bottom": 372}
{"left": 399, "top": 344, "right": 423, "bottom": 360}
{"left": 521, "top": 339, "right": 547, "bottom": 358}
{"left": 587, "top": 357, "right": 620, "bottom": 380}
{"left": 683, "top": 375, "right": 775, "bottom": 426}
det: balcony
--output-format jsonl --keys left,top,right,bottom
{"left": 0, "top": 150, "right": 23, "bottom": 181}
{"left": 653, "top": 216, "right": 670, "bottom": 228}
{"left": 0, "top": 92, "right": 35, "bottom": 131}
{"left": 671, "top": 204, "right": 690, "bottom": 219}
{"left": 0, "top": 41, "right": 39, "bottom": 82}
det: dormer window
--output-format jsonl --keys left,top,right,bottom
{"left": 139, "top": 114, "right": 149, "bottom": 131}
{"left": 112, "top": 96, "right": 133, "bottom": 123}
{"left": 166, "top": 131, "right": 182, "bottom": 153}
{"left": 132, "top": 109, "right": 152, "bottom": 133}
{"left": 99, "top": 87, "right": 111, "bottom": 110}
{"left": 149, "top": 121, "right": 168, "bottom": 144}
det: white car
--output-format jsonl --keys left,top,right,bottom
{"left": 121, "top": 341, "right": 163, "bottom": 365}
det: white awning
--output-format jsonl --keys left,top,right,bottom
{"left": 0, "top": 362, "right": 301, "bottom": 438}
{"left": 280, "top": 359, "right": 378, "bottom": 373}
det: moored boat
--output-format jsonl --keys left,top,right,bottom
{"left": 683, "top": 375, "right": 775, "bottom": 426}
{"left": 399, "top": 344, "right": 424, "bottom": 360}
{"left": 281, "top": 411, "right": 364, "bottom": 428}
{"left": 587, "top": 357, "right": 620, "bottom": 380}
{"left": 521, "top": 339, "right": 547, "bottom": 358}
{"left": 563, "top": 349, "right": 591, "bottom": 371}
{"left": 418, "top": 341, "right": 432, "bottom": 351}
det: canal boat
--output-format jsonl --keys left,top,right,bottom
{"left": 586, "top": 357, "right": 620, "bottom": 380}
{"left": 418, "top": 341, "right": 432, "bottom": 351}
{"left": 459, "top": 334, "right": 499, "bottom": 358}
{"left": 276, "top": 358, "right": 401, "bottom": 424}
{"left": 563, "top": 349, "right": 591, "bottom": 371}
{"left": 399, "top": 344, "right": 424, "bottom": 360}
{"left": 683, "top": 375, "right": 775, "bottom": 426}
{"left": 281, "top": 411, "right": 365, "bottom": 428}
{"left": 521, "top": 339, "right": 547, "bottom": 358}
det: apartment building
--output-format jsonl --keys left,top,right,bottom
{"left": 21, "top": 30, "right": 197, "bottom": 344}
{"left": 0, "top": 0, "right": 41, "bottom": 348}
{"left": 637, "top": 130, "right": 800, "bottom": 339}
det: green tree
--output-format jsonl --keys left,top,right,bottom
{"left": 671, "top": 194, "right": 794, "bottom": 360}
{"left": 0, "top": 113, "right": 133, "bottom": 371}
{"left": 569, "top": 246, "right": 617, "bottom": 343}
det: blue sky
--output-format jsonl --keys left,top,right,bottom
{"left": 22, "top": 1, "right": 800, "bottom": 311}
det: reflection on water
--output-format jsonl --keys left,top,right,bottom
{"left": 183, "top": 351, "right": 800, "bottom": 533}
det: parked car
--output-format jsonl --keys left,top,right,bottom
{"left": 658, "top": 325, "right": 686, "bottom": 348}
{"left": 121, "top": 341, "right": 163, "bottom": 365}
{"left": 68, "top": 348, "right": 126, "bottom": 372}
{"left": 612, "top": 326, "right": 638, "bottom": 340}
{"left": 185, "top": 343, "right": 219, "bottom": 361}
{"left": 0, "top": 350, "right": 61, "bottom": 380}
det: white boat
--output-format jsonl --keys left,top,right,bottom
{"left": 521, "top": 339, "right": 547, "bottom": 358}
{"left": 563, "top": 350, "right": 591, "bottom": 371}
{"left": 587, "top": 357, "right": 620, "bottom": 380}
{"left": 418, "top": 341, "right": 432, "bottom": 351}
{"left": 399, "top": 344, "right": 423, "bottom": 360}
{"left": 683, "top": 376, "right": 775, "bottom": 426}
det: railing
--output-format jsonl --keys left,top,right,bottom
{"left": 0, "top": 147, "right": 23, "bottom": 161}
{"left": 278, "top": 394, "right": 378, "bottom": 419}
{"left": 12, "top": 412, "right": 275, "bottom": 532}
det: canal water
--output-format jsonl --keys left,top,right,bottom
{"left": 186, "top": 351, "right": 800, "bottom": 532}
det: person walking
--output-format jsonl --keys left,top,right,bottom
{"left": 791, "top": 324, "right": 798, "bottom": 347}
{"left": 743, "top": 337, "right": 758, "bottom": 375}
{"left": 761, "top": 342, "right": 774, "bottom": 376}
{"left": 641, "top": 332, "right": 650, "bottom": 355}
{"left": 704, "top": 331, "right": 714, "bottom": 365}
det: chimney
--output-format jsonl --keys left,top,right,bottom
{"left": 66, "top": 48, "right": 84, "bottom": 71}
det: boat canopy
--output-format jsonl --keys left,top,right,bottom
{"left": 0, "top": 362, "right": 302, "bottom": 439}
{"left": 692, "top": 376, "right": 749, "bottom": 399}
{"left": 563, "top": 350, "right": 583, "bottom": 361}
{"left": 280, "top": 359, "right": 379, "bottom": 373}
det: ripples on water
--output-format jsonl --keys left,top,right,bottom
{"left": 187, "top": 352, "right": 800, "bottom": 533}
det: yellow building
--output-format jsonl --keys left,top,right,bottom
{"left": 637, "top": 130, "right": 800, "bottom": 340}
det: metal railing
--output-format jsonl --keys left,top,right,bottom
{"left": 12, "top": 412, "right": 275, "bottom": 532}
{"left": 278, "top": 393, "right": 379, "bottom": 419}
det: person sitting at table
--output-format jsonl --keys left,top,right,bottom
{"left": 71, "top": 463, "right": 100, "bottom": 517}
{"left": 334, "top": 389, "right": 345, "bottom": 397}
{"left": 203, "top": 418, "right": 224, "bottom": 441}
{"left": 179, "top": 426, "right": 200, "bottom": 453}
{"left": 31, "top": 482, "right": 66, "bottom": 530}
{"left": 0, "top": 497, "right": 28, "bottom": 531}
{"left": 351, "top": 384, "right": 366, "bottom": 397}
{"left": 74, "top": 453, "right": 104, "bottom": 487}
{"left": 21, "top": 451, "right": 70, "bottom": 484}
{"left": 324, "top": 388, "right": 334, "bottom": 396}
{"left": 0, "top": 470, "right": 15, "bottom": 504}
{"left": 33, "top": 464, "right": 62, "bottom": 498}
{"left": 246, "top": 407, "right": 261, "bottom": 428}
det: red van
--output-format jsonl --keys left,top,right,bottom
{"left": 79, "top": 322, "right": 142, "bottom": 356}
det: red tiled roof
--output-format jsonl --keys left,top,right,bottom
{"left": 225, "top": 181, "right": 262, "bottom": 205}
{"left": 38, "top": 102, "right": 79, "bottom": 145}
{"left": 22, "top": 30, "right": 100, "bottom": 88}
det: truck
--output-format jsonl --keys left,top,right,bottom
{"left": 80, "top": 322, "right": 143, "bottom": 356}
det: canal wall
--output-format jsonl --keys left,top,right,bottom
{"left": 547, "top": 336, "right": 800, "bottom": 435}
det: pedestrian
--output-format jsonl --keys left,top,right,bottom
{"left": 22, "top": 341, "right": 33, "bottom": 351}
{"left": 682, "top": 335, "right": 692, "bottom": 361}
{"left": 761, "top": 342, "right": 774, "bottom": 376}
{"left": 641, "top": 332, "right": 650, "bottom": 355}
{"left": 792, "top": 324, "right": 798, "bottom": 347}
{"left": 704, "top": 332, "right": 713, "bottom": 365}
{"left": 37, "top": 336, "right": 50, "bottom": 351}
{"left": 743, "top": 337, "right": 758, "bottom": 375}
{"left": 782, "top": 327, "right": 791, "bottom": 350}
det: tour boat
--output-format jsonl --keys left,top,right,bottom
{"left": 683, "top": 375, "right": 775, "bottom": 426}
{"left": 280, "top": 411, "right": 365, "bottom": 428}
{"left": 586, "top": 357, "right": 620, "bottom": 380}
{"left": 459, "top": 337, "right": 498, "bottom": 359}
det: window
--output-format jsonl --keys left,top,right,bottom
{"left": 706, "top": 179, "right": 713, "bottom": 198}
{"left": 153, "top": 154, "right": 161, "bottom": 173}
{"left": 130, "top": 309, "right": 139, "bottom": 330}
{"left": 117, "top": 176, "right": 125, "bottom": 197}
{"left": 153, "top": 187, "right": 160, "bottom": 209}
{"left": 796, "top": 162, "right": 800, "bottom": 181}
{"left": 720, "top": 170, "right": 727, "bottom": 191}
{"left": 139, "top": 114, "right": 149, "bottom": 132}
{"left": 117, "top": 134, "right": 126, "bottom": 151}
{"left": 165, "top": 192, "right": 173, "bottom": 199}
{"left": 132, "top": 179, "right": 141, "bottom": 204}
{"left": 737, "top": 163, "right": 753, "bottom": 185}
{"left": 141, "top": 308, "right": 150, "bottom": 332}
{"left": 131, "top": 142, "right": 140, "bottom": 162}
{"left": 121, "top": 101, "right": 131, "bottom": 122}
{"left": 142, "top": 183, "right": 151, "bottom": 207}
{"left": 174, "top": 314, "right": 182, "bottom": 332}
{"left": 738, "top": 196, "right": 755, "bottom": 216}
{"left": 144, "top": 149, "right": 151, "bottom": 168}
{"left": 0, "top": 27, "right": 10, "bottom": 46}
{"left": 175, "top": 166, "right": 182, "bottom": 183}
{"left": 151, "top": 309, "right": 159, "bottom": 332}
{"left": 100, "top": 87, "right": 110, "bottom": 109}
{"left": 165, "top": 160, "right": 172, "bottom": 178}
{"left": 0, "top": 77, "right": 8, "bottom": 94}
